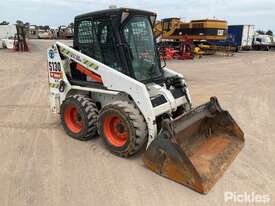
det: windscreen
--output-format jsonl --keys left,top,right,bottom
{"left": 123, "top": 16, "right": 162, "bottom": 81}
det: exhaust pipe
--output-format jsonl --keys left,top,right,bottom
{"left": 143, "top": 97, "right": 244, "bottom": 193}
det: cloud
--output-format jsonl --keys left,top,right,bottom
{"left": 0, "top": 0, "right": 274, "bottom": 31}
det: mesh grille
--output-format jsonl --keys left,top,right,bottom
{"left": 77, "top": 19, "right": 122, "bottom": 71}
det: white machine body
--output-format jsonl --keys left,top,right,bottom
{"left": 47, "top": 42, "right": 191, "bottom": 146}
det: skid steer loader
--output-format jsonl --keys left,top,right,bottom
{"left": 47, "top": 8, "right": 244, "bottom": 194}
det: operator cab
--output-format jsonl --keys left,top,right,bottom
{"left": 71, "top": 8, "right": 163, "bottom": 83}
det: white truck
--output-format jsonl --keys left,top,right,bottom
{"left": 0, "top": 25, "right": 16, "bottom": 49}
{"left": 253, "top": 34, "right": 275, "bottom": 51}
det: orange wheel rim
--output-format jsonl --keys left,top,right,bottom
{"left": 103, "top": 115, "right": 129, "bottom": 147}
{"left": 64, "top": 105, "right": 82, "bottom": 133}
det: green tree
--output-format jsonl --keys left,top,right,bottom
{"left": 0, "top": 20, "right": 9, "bottom": 25}
{"left": 68, "top": 22, "right": 74, "bottom": 28}
{"left": 266, "top": 30, "right": 273, "bottom": 36}
{"left": 39, "top": 25, "right": 50, "bottom": 30}
{"left": 16, "top": 20, "right": 24, "bottom": 26}
{"left": 256, "top": 30, "right": 265, "bottom": 35}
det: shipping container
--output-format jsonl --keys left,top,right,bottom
{"left": 228, "top": 25, "right": 254, "bottom": 50}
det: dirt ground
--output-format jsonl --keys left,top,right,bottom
{"left": 0, "top": 40, "right": 274, "bottom": 206}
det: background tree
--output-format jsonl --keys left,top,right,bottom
{"left": 266, "top": 30, "right": 273, "bottom": 36}
{"left": 39, "top": 25, "right": 50, "bottom": 30}
{"left": 16, "top": 20, "right": 24, "bottom": 26}
{"left": 256, "top": 30, "right": 265, "bottom": 35}
{"left": 0, "top": 20, "right": 9, "bottom": 25}
{"left": 68, "top": 22, "right": 74, "bottom": 28}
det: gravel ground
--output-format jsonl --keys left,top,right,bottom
{"left": 0, "top": 40, "right": 274, "bottom": 206}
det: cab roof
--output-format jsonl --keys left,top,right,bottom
{"left": 75, "top": 8, "right": 156, "bottom": 21}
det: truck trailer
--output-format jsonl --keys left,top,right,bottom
{"left": 228, "top": 25, "right": 254, "bottom": 51}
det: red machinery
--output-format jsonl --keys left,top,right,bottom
{"left": 159, "top": 39, "right": 194, "bottom": 60}
{"left": 175, "top": 39, "right": 194, "bottom": 60}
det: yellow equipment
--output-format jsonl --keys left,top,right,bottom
{"left": 154, "top": 18, "right": 236, "bottom": 55}
{"left": 154, "top": 18, "right": 228, "bottom": 41}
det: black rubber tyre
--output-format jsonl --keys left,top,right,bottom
{"left": 60, "top": 94, "right": 98, "bottom": 141}
{"left": 98, "top": 101, "right": 148, "bottom": 157}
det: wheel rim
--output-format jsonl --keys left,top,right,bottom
{"left": 64, "top": 105, "right": 83, "bottom": 133}
{"left": 103, "top": 115, "right": 129, "bottom": 147}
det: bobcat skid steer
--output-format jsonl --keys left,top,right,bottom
{"left": 47, "top": 8, "right": 244, "bottom": 194}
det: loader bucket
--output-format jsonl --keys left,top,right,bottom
{"left": 143, "top": 97, "right": 244, "bottom": 194}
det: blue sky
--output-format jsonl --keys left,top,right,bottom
{"left": 0, "top": 0, "right": 274, "bottom": 31}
